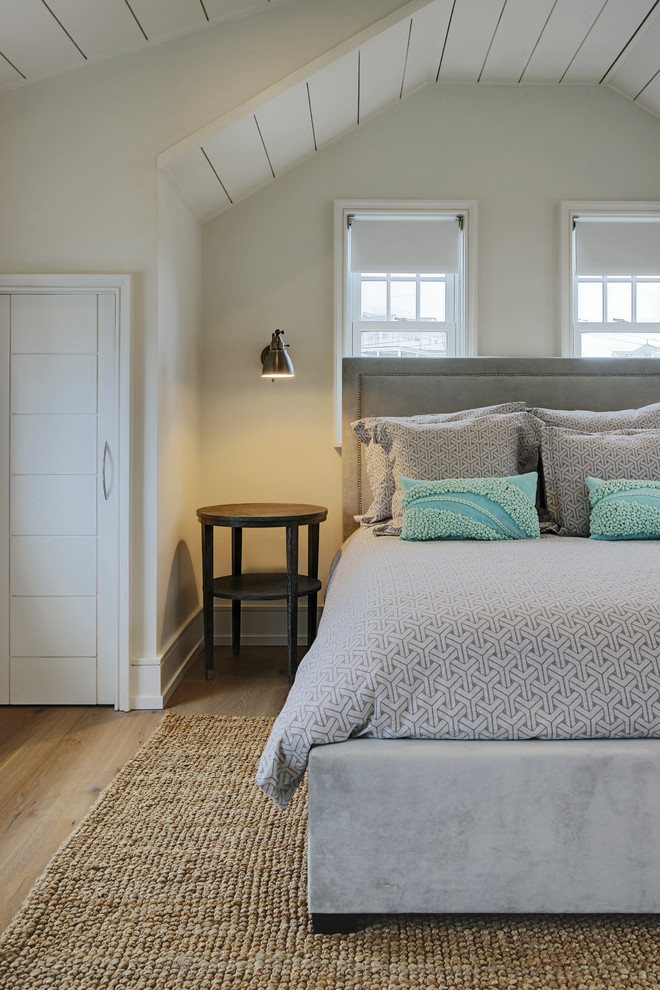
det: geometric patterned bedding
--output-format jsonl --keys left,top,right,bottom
{"left": 256, "top": 528, "right": 660, "bottom": 809}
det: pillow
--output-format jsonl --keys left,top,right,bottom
{"left": 587, "top": 477, "right": 660, "bottom": 541}
{"left": 356, "top": 404, "right": 529, "bottom": 524}
{"left": 400, "top": 473, "right": 541, "bottom": 542}
{"left": 352, "top": 402, "right": 527, "bottom": 524}
{"left": 352, "top": 401, "right": 527, "bottom": 445}
{"left": 376, "top": 412, "right": 536, "bottom": 535}
{"left": 530, "top": 401, "right": 660, "bottom": 433}
{"left": 541, "top": 427, "right": 660, "bottom": 536}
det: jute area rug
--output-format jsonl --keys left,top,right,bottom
{"left": 1, "top": 715, "right": 659, "bottom": 990}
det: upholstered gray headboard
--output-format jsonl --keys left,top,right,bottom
{"left": 342, "top": 357, "right": 660, "bottom": 539}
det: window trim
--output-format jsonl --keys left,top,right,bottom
{"left": 333, "top": 199, "right": 477, "bottom": 443}
{"left": 561, "top": 201, "right": 660, "bottom": 357}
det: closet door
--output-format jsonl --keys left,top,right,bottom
{"left": 0, "top": 292, "right": 118, "bottom": 705}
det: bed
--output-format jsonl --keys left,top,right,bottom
{"left": 256, "top": 357, "right": 660, "bottom": 933}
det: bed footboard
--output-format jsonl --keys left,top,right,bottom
{"left": 308, "top": 738, "right": 660, "bottom": 923}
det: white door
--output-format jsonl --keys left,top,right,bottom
{"left": 0, "top": 291, "right": 119, "bottom": 705}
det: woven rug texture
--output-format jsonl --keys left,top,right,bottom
{"left": 1, "top": 712, "right": 660, "bottom": 989}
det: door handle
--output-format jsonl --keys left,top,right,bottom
{"left": 102, "top": 441, "right": 110, "bottom": 500}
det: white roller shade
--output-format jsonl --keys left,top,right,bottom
{"left": 575, "top": 218, "right": 660, "bottom": 276}
{"left": 349, "top": 216, "right": 460, "bottom": 273}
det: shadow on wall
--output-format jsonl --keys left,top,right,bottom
{"left": 161, "top": 539, "right": 200, "bottom": 648}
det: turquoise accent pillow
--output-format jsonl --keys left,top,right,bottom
{"left": 586, "top": 477, "right": 660, "bottom": 540}
{"left": 399, "top": 474, "right": 540, "bottom": 542}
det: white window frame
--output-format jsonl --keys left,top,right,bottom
{"left": 334, "top": 199, "right": 477, "bottom": 443}
{"left": 561, "top": 201, "right": 660, "bottom": 357}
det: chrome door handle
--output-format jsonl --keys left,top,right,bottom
{"left": 102, "top": 441, "right": 110, "bottom": 500}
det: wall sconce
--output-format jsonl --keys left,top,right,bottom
{"left": 260, "top": 329, "right": 295, "bottom": 380}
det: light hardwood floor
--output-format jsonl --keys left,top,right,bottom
{"left": 0, "top": 645, "right": 291, "bottom": 934}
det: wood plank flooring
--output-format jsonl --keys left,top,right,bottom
{"left": 0, "top": 646, "right": 291, "bottom": 934}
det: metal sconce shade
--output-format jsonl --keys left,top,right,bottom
{"left": 261, "top": 329, "right": 294, "bottom": 379}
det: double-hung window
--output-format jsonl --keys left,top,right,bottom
{"left": 563, "top": 203, "right": 660, "bottom": 357}
{"left": 334, "top": 200, "right": 476, "bottom": 439}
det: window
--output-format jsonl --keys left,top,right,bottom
{"left": 357, "top": 270, "right": 452, "bottom": 358}
{"left": 563, "top": 203, "right": 660, "bottom": 358}
{"left": 334, "top": 200, "right": 476, "bottom": 440}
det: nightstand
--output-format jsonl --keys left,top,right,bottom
{"left": 196, "top": 502, "right": 328, "bottom": 683}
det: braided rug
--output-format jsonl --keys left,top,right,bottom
{"left": 1, "top": 712, "right": 659, "bottom": 990}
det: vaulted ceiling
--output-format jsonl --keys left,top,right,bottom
{"left": 159, "top": 0, "right": 660, "bottom": 222}
{"left": 3, "top": 0, "right": 660, "bottom": 224}
{"left": 0, "top": 0, "right": 294, "bottom": 89}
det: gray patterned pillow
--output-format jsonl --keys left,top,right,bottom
{"left": 353, "top": 402, "right": 527, "bottom": 523}
{"left": 530, "top": 401, "right": 660, "bottom": 432}
{"left": 377, "top": 412, "right": 536, "bottom": 535}
{"left": 541, "top": 427, "right": 660, "bottom": 536}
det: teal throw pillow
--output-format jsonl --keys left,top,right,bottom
{"left": 399, "top": 474, "right": 540, "bottom": 542}
{"left": 586, "top": 477, "right": 660, "bottom": 540}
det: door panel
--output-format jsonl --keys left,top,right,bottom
{"left": 11, "top": 475, "right": 97, "bottom": 535}
{"left": 11, "top": 535, "right": 96, "bottom": 596}
{"left": 11, "top": 414, "right": 97, "bottom": 474}
{"left": 96, "top": 292, "right": 118, "bottom": 705}
{"left": 10, "top": 657, "right": 97, "bottom": 706}
{"left": 11, "top": 294, "right": 98, "bottom": 352}
{"left": 11, "top": 354, "right": 97, "bottom": 413}
{"left": 10, "top": 596, "right": 96, "bottom": 657}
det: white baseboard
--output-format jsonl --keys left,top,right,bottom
{"left": 129, "top": 603, "right": 323, "bottom": 709}
{"left": 129, "top": 610, "right": 203, "bottom": 710}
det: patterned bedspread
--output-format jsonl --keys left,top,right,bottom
{"left": 256, "top": 528, "right": 660, "bottom": 809}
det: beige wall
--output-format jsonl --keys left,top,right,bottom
{"left": 201, "top": 83, "right": 660, "bottom": 579}
{"left": 157, "top": 178, "right": 202, "bottom": 654}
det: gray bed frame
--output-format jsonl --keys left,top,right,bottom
{"left": 308, "top": 357, "right": 660, "bottom": 933}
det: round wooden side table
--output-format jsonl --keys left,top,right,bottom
{"left": 196, "top": 503, "right": 328, "bottom": 683}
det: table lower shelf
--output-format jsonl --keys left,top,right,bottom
{"left": 212, "top": 572, "right": 322, "bottom": 601}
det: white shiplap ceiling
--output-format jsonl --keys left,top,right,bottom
{"left": 158, "top": 0, "right": 660, "bottom": 222}
{"left": 3, "top": 1, "right": 660, "bottom": 222}
{"left": 0, "top": 0, "right": 292, "bottom": 89}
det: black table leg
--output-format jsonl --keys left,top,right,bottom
{"left": 307, "top": 522, "right": 320, "bottom": 647}
{"left": 286, "top": 523, "right": 299, "bottom": 683}
{"left": 201, "top": 521, "right": 215, "bottom": 681}
{"left": 231, "top": 527, "right": 242, "bottom": 656}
